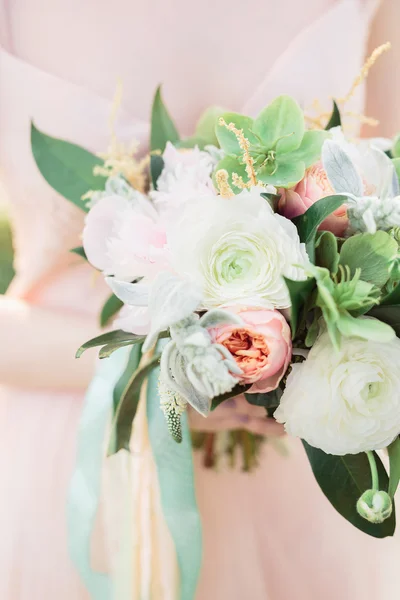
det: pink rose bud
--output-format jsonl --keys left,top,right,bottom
{"left": 278, "top": 161, "right": 348, "bottom": 236}
{"left": 209, "top": 306, "right": 292, "bottom": 394}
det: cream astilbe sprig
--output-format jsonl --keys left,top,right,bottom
{"left": 88, "top": 80, "right": 150, "bottom": 196}
{"left": 217, "top": 117, "right": 258, "bottom": 188}
{"left": 305, "top": 42, "right": 391, "bottom": 132}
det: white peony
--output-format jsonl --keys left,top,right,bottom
{"left": 151, "top": 142, "right": 215, "bottom": 219}
{"left": 167, "top": 186, "right": 309, "bottom": 309}
{"left": 275, "top": 321, "right": 400, "bottom": 455}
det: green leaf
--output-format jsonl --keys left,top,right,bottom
{"left": 257, "top": 158, "right": 305, "bottom": 188}
{"left": 215, "top": 113, "right": 259, "bottom": 155}
{"left": 150, "top": 154, "right": 164, "bottom": 189}
{"left": 293, "top": 195, "right": 345, "bottom": 261}
{"left": 286, "top": 130, "right": 328, "bottom": 168}
{"left": 76, "top": 330, "right": 145, "bottom": 358}
{"left": 368, "top": 305, "right": 400, "bottom": 336}
{"left": 98, "top": 340, "right": 137, "bottom": 359}
{"left": 381, "top": 283, "right": 400, "bottom": 306}
{"left": 392, "top": 135, "right": 400, "bottom": 159}
{"left": 253, "top": 95, "right": 304, "bottom": 154}
{"left": 213, "top": 155, "right": 249, "bottom": 193}
{"left": 392, "top": 157, "right": 400, "bottom": 184}
{"left": 112, "top": 343, "right": 143, "bottom": 412}
{"left": 284, "top": 277, "right": 316, "bottom": 337}
{"left": 315, "top": 231, "right": 339, "bottom": 274}
{"left": 245, "top": 389, "right": 282, "bottom": 416}
{"left": 303, "top": 442, "right": 396, "bottom": 538}
{"left": 150, "top": 86, "right": 180, "bottom": 152}
{"left": 194, "top": 105, "right": 225, "bottom": 147}
{"left": 70, "top": 246, "right": 88, "bottom": 261}
{"left": 388, "top": 437, "right": 400, "bottom": 498}
{"left": 31, "top": 122, "right": 105, "bottom": 212}
{"left": 339, "top": 231, "right": 398, "bottom": 288}
{"left": 211, "top": 384, "right": 251, "bottom": 411}
{"left": 108, "top": 354, "right": 161, "bottom": 454}
{"left": 99, "top": 294, "right": 124, "bottom": 328}
{"left": 325, "top": 100, "right": 342, "bottom": 130}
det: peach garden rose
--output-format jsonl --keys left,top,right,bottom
{"left": 208, "top": 305, "right": 292, "bottom": 394}
{"left": 278, "top": 161, "right": 348, "bottom": 236}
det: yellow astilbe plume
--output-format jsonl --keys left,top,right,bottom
{"left": 218, "top": 117, "right": 258, "bottom": 187}
{"left": 306, "top": 42, "right": 391, "bottom": 132}
{"left": 215, "top": 169, "right": 234, "bottom": 197}
{"left": 93, "top": 79, "right": 149, "bottom": 193}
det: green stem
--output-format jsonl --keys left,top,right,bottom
{"left": 366, "top": 451, "right": 379, "bottom": 491}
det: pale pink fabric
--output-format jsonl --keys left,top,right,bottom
{"left": 2, "top": 1, "right": 400, "bottom": 599}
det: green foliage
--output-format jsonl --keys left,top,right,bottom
{"left": 368, "top": 305, "right": 400, "bottom": 336}
{"left": 392, "top": 135, "right": 400, "bottom": 158}
{"left": 339, "top": 231, "right": 398, "bottom": 288}
{"left": 150, "top": 86, "right": 180, "bottom": 153}
{"left": 150, "top": 154, "right": 165, "bottom": 189}
{"left": 99, "top": 294, "right": 124, "bottom": 327}
{"left": 315, "top": 231, "right": 339, "bottom": 274}
{"left": 108, "top": 354, "right": 161, "bottom": 454}
{"left": 212, "top": 155, "right": 249, "bottom": 193}
{"left": 388, "top": 437, "right": 400, "bottom": 498}
{"left": 112, "top": 343, "right": 143, "bottom": 412}
{"left": 76, "top": 329, "right": 145, "bottom": 358}
{"left": 31, "top": 122, "right": 105, "bottom": 212}
{"left": 70, "top": 246, "right": 88, "bottom": 261}
{"left": 293, "top": 195, "right": 344, "bottom": 261}
{"left": 245, "top": 389, "right": 282, "bottom": 417}
{"left": 211, "top": 384, "right": 251, "bottom": 411}
{"left": 310, "top": 265, "right": 390, "bottom": 350}
{"left": 325, "top": 100, "right": 342, "bottom": 130}
{"left": 0, "top": 209, "right": 14, "bottom": 294}
{"left": 214, "top": 95, "right": 328, "bottom": 189}
{"left": 283, "top": 277, "right": 316, "bottom": 338}
{"left": 303, "top": 442, "right": 396, "bottom": 538}
{"left": 392, "top": 157, "right": 400, "bottom": 185}
{"left": 193, "top": 105, "right": 225, "bottom": 147}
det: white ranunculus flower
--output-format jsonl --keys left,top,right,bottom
{"left": 275, "top": 321, "right": 400, "bottom": 455}
{"left": 151, "top": 142, "right": 215, "bottom": 219}
{"left": 167, "top": 186, "right": 309, "bottom": 309}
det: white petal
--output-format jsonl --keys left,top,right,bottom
{"left": 322, "top": 140, "right": 363, "bottom": 197}
{"left": 105, "top": 277, "right": 149, "bottom": 307}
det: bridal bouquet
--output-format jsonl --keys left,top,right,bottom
{"left": 31, "top": 80, "right": 400, "bottom": 539}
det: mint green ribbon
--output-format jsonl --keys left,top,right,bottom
{"left": 146, "top": 353, "right": 203, "bottom": 600}
{"left": 68, "top": 344, "right": 202, "bottom": 600}
{"left": 67, "top": 347, "right": 131, "bottom": 600}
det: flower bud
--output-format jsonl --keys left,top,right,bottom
{"left": 356, "top": 489, "right": 393, "bottom": 524}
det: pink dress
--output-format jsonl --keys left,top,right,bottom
{"left": 1, "top": 0, "right": 399, "bottom": 598}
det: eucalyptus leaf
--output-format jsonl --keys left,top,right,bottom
{"left": 339, "top": 231, "right": 398, "bottom": 288}
{"left": 303, "top": 442, "right": 396, "bottom": 538}
{"left": 293, "top": 194, "right": 344, "bottom": 261}
{"left": 253, "top": 95, "right": 304, "bottom": 154}
{"left": 31, "top": 122, "right": 106, "bottom": 212}
{"left": 100, "top": 294, "right": 124, "bottom": 328}
{"left": 108, "top": 354, "right": 161, "bottom": 454}
{"left": 150, "top": 86, "right": 180, "bottom": 152}
{"left": 70, "top": 246, "right": 88, "bottom": 261}
{"left": 325, "top": 100, "right": 342, "bottom": 130}
{"left": 76, "top": 330, "right": 145, "bottom": 358}
{"left": 388, "top": 437, "right": 400, "bottom": 498}
{"left": 284, "top": 277, "right": 316, "bottom": 338}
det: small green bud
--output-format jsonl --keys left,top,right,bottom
{"left": 356, "top": 490, "right": 393, "bottom": 524}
